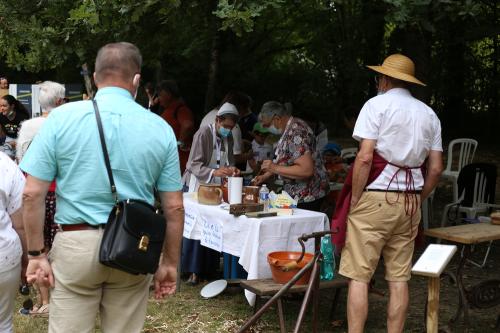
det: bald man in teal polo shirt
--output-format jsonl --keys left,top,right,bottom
{"left": 20, "top": 42, "right": 184, "bottom": 333}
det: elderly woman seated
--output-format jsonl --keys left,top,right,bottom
{"left": 181, "top": 102, "right": 240, "bottom": 285}
{"left": 253, "top": 101, "right": 329, "bottom": 212}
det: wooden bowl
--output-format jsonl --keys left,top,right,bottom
{"left": 267, "top": 251, "right": 314, "bottom": 285}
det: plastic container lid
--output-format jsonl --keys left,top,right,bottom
{"left": 200, "top": 279, "right": 228, "bottom": 299}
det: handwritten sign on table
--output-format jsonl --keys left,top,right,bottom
{"left": 200, "top": 217, "right": 223, "bottom": 252}
{"left": 183, "top": 211, "right": 197, "bottom": 238}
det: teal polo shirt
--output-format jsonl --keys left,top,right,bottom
{"left": 20, "top": 87, "right": 182, "bottom": 225}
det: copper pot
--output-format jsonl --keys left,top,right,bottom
{"left": 243, "top": 186, "right": 260, "bottom": 204}
{"left": 198, "top": 183, "right": 223, "bottom": 205}
{"left": 267, "top": 251, "right": 314, "bottom": 285}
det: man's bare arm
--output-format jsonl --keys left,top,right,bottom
{"left": 153, "top": 190, "right": 184, "bottom": 299}
{"left": 159, "top": 190, "right": 184, "bottom": 266}
{"left": 351, "top": 139, "right": 376, "bottom": 207}
{"left": 23, "top": 175, "right": 51, "bottom": 251}
{"left": 421, "top": 150, "right": 443, "bottom": 201}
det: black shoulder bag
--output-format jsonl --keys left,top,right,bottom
{"left": 92, "top": 99, "right": 166, "bottom": 275}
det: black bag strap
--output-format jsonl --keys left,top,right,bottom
{"left": 92, "top": 99, "right": 118, "bottom": 203}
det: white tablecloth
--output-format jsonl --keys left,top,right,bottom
{"left": 182, "top": 193, "right": 329, "bottom": 305}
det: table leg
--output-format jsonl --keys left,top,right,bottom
{"left": 253, "top": 296, "right": 260, "bottom": 314}
{"left": 448, "top": 245, "right": 471, "bottom": 332}
{"left": 277, "top": 298, "right": 286, "bottom": 333}
{"left": 427, "top": 277, "right": 440, "bottom": 333}
{"left": 329, "top": 288, "right": 342, "bottom": 320}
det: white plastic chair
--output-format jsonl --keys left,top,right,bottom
{"left": 441, "top": 138, "right": 478, "bottom": 202}
{"left": 440, "top": 163, "right": 498, "bottom": 267}
{"left": 341, "top": 148, "right": 358, "bottom": 161}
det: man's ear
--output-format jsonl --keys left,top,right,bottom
{"left": 133, "top": 73, "right": 141, "bottom": 88}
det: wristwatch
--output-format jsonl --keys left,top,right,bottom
{"left": 27, "top": 248, "right": 45, "bottom": 257}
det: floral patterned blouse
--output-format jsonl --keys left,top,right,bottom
{"left": 274, "top": 117, "right": 329, "bottom": 203}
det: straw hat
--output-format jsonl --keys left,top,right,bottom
{"left": 367, "top": 54, "right": 426, "bottom": 86}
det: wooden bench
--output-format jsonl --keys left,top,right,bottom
{"left": 240, "top": 278, "right": 348, "bottom": 324}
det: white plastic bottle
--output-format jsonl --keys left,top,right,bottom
{"left": 259, "top": 184, "right": 270, "bottom": 212}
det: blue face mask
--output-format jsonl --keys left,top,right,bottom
{"left": 268, "top": 125, "right": 282, "bottom": 135}
{"left": 218, "top": 127, "right": 231, "bottom": 138}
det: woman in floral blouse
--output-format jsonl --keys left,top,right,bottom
{"left": 254, "top": 101, "right": 329, "bottom": 211}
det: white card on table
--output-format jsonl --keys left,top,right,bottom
{"left": 200, "top": 216, "right": 223, "bottom": 252}
{"left": 183, "top": 211, "right": 197, "bottom": 238}
{"left": 412, "top": 244, "right": 457, "bottom": 277}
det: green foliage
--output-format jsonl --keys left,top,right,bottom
{"left": 213, "top": 0, "right": 285, "bottom": 36}
{"left": 0, "top": 0, "right": 497, "bottom": 139}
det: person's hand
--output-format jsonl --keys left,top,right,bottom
{"left": 350, "top": 196, "right": 360, "bottom": 209}
{"left": 229, "top": 167, "right": 241, "bottom": 176}
{"left": 261, "top": 160, "right": 275, "bottom": 173}
{"left": 213, "top": 166, "right": 235, "bottom": 178}
{"left": 153, "top": 263, "right": 177, "bottom": 299}
{"left": 26, "top": 255, "right": 54, "bottom": 288}
{"left": 252, "top": 175, "right": 266, "bottom": 186}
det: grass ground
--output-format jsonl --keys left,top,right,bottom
{"left": 13, "top": 251, "right": 500, "bottom": 333}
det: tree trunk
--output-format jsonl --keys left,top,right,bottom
{"left": 204, "top": 31, "right": 221, "bottom": 112}
{"left": 489, "top": 3, "right": 498, "bottom": 140}
{"left": 402, "top": 26, "right": 432, "bottom": 104}
{"left": 442, "top": 24, "right": 466, "bottom": 138}
{"left": 81, "top": 63, "right": 94, "bottom": 99}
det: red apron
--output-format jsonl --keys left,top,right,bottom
{"left": 331, "top": 152, "right": 426, "bottom": 253}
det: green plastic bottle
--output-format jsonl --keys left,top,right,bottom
{"left": 320, "top": 234, "right": 335, "bottom": 280}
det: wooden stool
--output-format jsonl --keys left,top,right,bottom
{"left": 240, "top": 278, "right": 348, "bottom": 331}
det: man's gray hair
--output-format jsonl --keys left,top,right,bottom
{"left": 38, "top": 81, "right": 65, "bottom": 113}
{"left": 94, "top": 42, "right": 142, "bottom": 83}
{"left": 259, "top": 101, "right": 290, "bottom": 121}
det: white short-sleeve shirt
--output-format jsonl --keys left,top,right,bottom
{"left": 0, "top": 152, "right": 25, "bottom": 273}
{"left": 353, "top": 88, "right": 442, "bottom": 190}
{"left": 200, "top": 109, "right": 242, "bottom": 155}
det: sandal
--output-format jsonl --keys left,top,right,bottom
{"left": 29, "top": 304, "right": 49, "bottom": 317}
{"left": 30, "top": 303, "right": 42, "bottom": 313}
{"left": 186, "top": 273, "right": 199, "bottom": 286}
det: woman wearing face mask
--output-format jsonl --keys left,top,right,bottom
{"left": 182, "top": 102, "right": 241, "bottom": 192}
{"left": 253, "top": 101, "right": 329, "bottom": 212}
{"left": 181, "top": 102, "right": 240, "bottom": 285}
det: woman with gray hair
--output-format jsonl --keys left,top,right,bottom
{"left": 15, "top": 80, "right": 65, "bottom": 316}
{"left": 254, "top": 101, "right": 329, "bottom": 211}
{"left": 16, "top": 81, "right": 65, "bottom": 161}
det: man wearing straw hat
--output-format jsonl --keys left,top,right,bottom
{"left": 334, "top": 54, "right": 443, "bottom": 332}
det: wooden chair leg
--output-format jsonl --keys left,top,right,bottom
{"left": 329, "top": 288, "right": 342, "bottom": 320}
{"left": 277, "top": 298, "right": 286, "bottom": 333}
{"left": 253, "top": 296, "right": 260, "bottom": 314}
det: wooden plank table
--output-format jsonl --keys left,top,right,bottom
{"left": 425, "top": 223, "right": 500, "bottom": 332}
{"left": 425, "top": 222, "right": 500, "bottom": 244}
{"left": 240, "top": 278, "right": 348, "bottom": 332}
